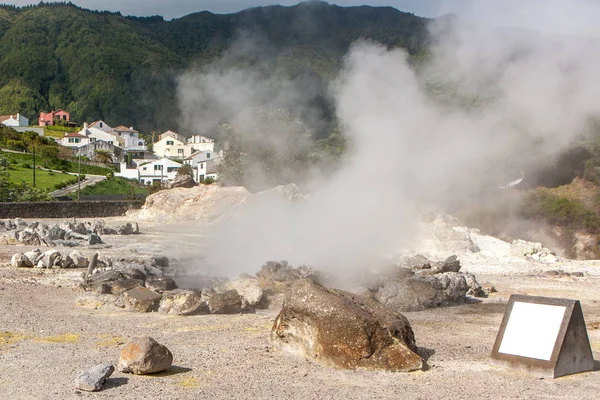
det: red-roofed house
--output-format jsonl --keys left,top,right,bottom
{"left": 39, "top": 110, "right": 70, "bottom": 126}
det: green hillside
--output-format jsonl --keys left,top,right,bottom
{"left": 0, "top": 1, "right": 429, "bottom": 134}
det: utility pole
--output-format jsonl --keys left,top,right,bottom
{"left": 32, "top": 144, "right": 36, "bottom": 187}
{"left": 77, "top": 151, "right": 81, "bottom": 201}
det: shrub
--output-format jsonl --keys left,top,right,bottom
{"left": 520, "top": 190, "right": 600, "bottom": 232}
{"left": 21, "top": 163, "right": 31, "bottom": 169}
{"left": 203, "top": 177, "right": 216, "bottom": 185}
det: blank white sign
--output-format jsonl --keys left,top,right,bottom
{"left": 498, "top": 302, "right": 566, "bottom": 361}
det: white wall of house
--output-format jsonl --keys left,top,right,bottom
{"left": 188, "top": 135, "right": 215, "bottom": 152}
{"left": 81, "top": 127, "right": 123, "bottom": 147}
{"left": 87, "top": 120, "right": 112, "bottom": 132}
{"left": 137, "top": 158, "right": 182, "bottom": 185}
{"left": 61, "top": 134, "right": 90, "bottom": 148}
{"left": 116, "top": 162, "right": 140, "bottom": 180}
{"left": 1, "top": 113, "right": 29, "bottom": 127}
{"left": 153, "top": 136, "right": 193, "bottom": 159}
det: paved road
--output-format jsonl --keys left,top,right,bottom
{"left": 49, "top": 174, "right": 107, "bottom": 197}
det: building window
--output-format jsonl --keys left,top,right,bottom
{"left": 154, "top": 165, "right": 163, "bottom": 171}
{"left": 199, "top": 163, "right": 203, "bottom": 169}
{"left": 143, "top": 167, "right": 147, "bottom": 171}
{"left": 99, "top": 122, "right": 103, "bottom": 128}
{"left": 206, "top": 152, "right": 211, "bottom": 158}
{"left": 178, "top": 149, "right": 184, "bottom": 154}
{"left": 166, "top": 140, "right": 174, "bottom": 145}
{"left": 138, "top": 141, "right": 143, "bottom": 146}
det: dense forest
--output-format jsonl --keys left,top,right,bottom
{"left": 0, "top": 1, "right": 430, "bottom": 133}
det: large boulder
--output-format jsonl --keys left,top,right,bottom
{"left": 225, "top": 278, "right": 265, "bottom": 309}
{"left": 66, "top": 250, "right": 89, "bottom": 268}
{"left": 256, "top": 261, "right": 320, "bottom": 293}
{"left": 16, "top": 229, "right": 43, "bottom": 245}
{"left": 376, "top": 272, "right": 469, "bottom": 312}
{"left": 158, "top": 289, "right": 206, "bottom": 315}
{"left": 118, "top": 337, "right": 173, "bottom": 374}
{"left": 169, "top": 175, "right": 196, "bottom": 189}
{"left": 272, "top": 279, "right": 424, "bottom": 372}
{"left": 207, "top": 290, "right": 249, "bottom": 314}
{"left": 145, "top": 276, "right": 178, "bottom": 293}
{"left": 119, "top": 287, "right": 162, "bottom": 312}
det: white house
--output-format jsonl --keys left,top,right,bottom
{"left": 113, "top": 125, "right": 147, "bottom": 151}
{"left": 184, "top": 150, "right": 217, "bottom": 167}
{"left": 117, "top": 157, "right": 182, "bottom": 185}
{"left": 88, "top": 120, "right": 112, "bottom": 132}
{"left": 153, "top": 130, "right": 192, "bottom": 159}
{"left": 78, "top": 124, "right": 123, "bottom": 147}
{"left": 188, "top": 135, "right": 215, "bottom": 152}
{"left": 61, "top": 132, "right": 90, "bottom": 148}
{"left": 0, "top": 113, "right": 29, "bottom": 127}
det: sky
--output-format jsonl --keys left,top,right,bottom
{"left": 5, "top": 0, "right": 600, "bottom": 37}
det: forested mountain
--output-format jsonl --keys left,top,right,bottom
{"left": 0, "top": 1, "right": 430, "bottom": 133}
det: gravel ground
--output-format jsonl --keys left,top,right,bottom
{"left": 1, "top": 218, "right": 600, "bottom": 399}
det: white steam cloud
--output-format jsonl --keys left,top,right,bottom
{"left": 175, "top": 2, "right": 600, "bottom": 277}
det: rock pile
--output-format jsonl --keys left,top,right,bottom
{"left": 77, "top": 262, "right": 264, "bottom": 315}
{"left": 0, "top": 218, "right": 140, "bottom": 248}
{"left": 364, "top": 255, "right": 490, "bottom": 312}
{"left": 256, "top": 261, "right": 321, "bottom": 293}
{"left": 11, "top": 249, "right": 89, "bottom": 269}
{"left": 510, "top": 239, "right": 559, "bottom": 263}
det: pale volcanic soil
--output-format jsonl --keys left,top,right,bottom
{"left": 1, "top": 217, "right": 600, "bottom": 400}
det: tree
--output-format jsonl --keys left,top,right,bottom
{"left": 94, "top": 150, "right": 113, "bottom": 165}
{"left": 176, "top": 163, "right": 193, "bottom": 179}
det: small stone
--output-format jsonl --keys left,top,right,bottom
{"left": 41, "top": 249, "right": 61, "bottom": 269}
{"left": 11, "top": 253, "right": 33, "bottom": 268}
{"left": 158, "top": 289, "right": 205, "bottom": 315}
{"left": 482, "top": 282, "right": 497, "bottom": 294}
{"left": 117, "top": 223, "right": 136, "bottom": 235}
{"left": 88, "top": 233, "right": 103, "bottom": 245}
{"left": 74, "top": 364, "right": 114, "bottom": 392}
{"left": 68, "top": 250, "right": 89, "bottom": 268}
{"left": 118, "top": 337, "right": 173, "bottom": 374}
{"left": 145, "top": 276, "right": 178, "bottom": 293}
{"left": 120, "top": 287, "right": 162, "bottom": 312}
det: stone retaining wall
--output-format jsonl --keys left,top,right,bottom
{"left": 0, "top": 201, "right": 143, "bottom": 219}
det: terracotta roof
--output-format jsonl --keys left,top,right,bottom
{"left": 113, "top": 125, "right": 138, "bottom": 133}
{"left": 0, "top": 114, "right": 14, "bottom": 121}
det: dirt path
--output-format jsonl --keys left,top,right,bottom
{"left": 1, "top": 219, "right": 599, "bottom": 399}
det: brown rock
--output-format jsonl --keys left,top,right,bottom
{"left": 207, "top": 290, "right": 247, "bottom": 314}
{"left": 145, "top": 276, "right": 178, "bottom": 293}
{"left": 120, "top": 287, "right": 162, "bottom": 312}
{"left": 158, "top": 289, "right": 206, "bottom": 315}
{"left": 118, "top": 337, "right": 173, "bottom": 374}
{"left": 272, "top": 279, "right": 423, "bottom": 372}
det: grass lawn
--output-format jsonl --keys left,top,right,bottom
{"left": 7, "top": 167, "right": 76, "bottom": 191}
{"left": 69, "top": 177, "right": 148, "bottom": 199}
{"left": 0, "top": 150, "right": 112, "bottom": 175}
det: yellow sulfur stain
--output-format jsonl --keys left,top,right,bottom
{"left": 175, "top": 324, "right": 232, "bottom": 333}
{"left": 35, "top": 333, "right": 80, "bottom": 343}
{"left": 0, "top": 331, "right": 30, "bottom": 346}
{"left": 177, "top": 377, "right": 201, "bottom": 388}
{"left": 96, "top": 335, "right": 125, "bottom": 348}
